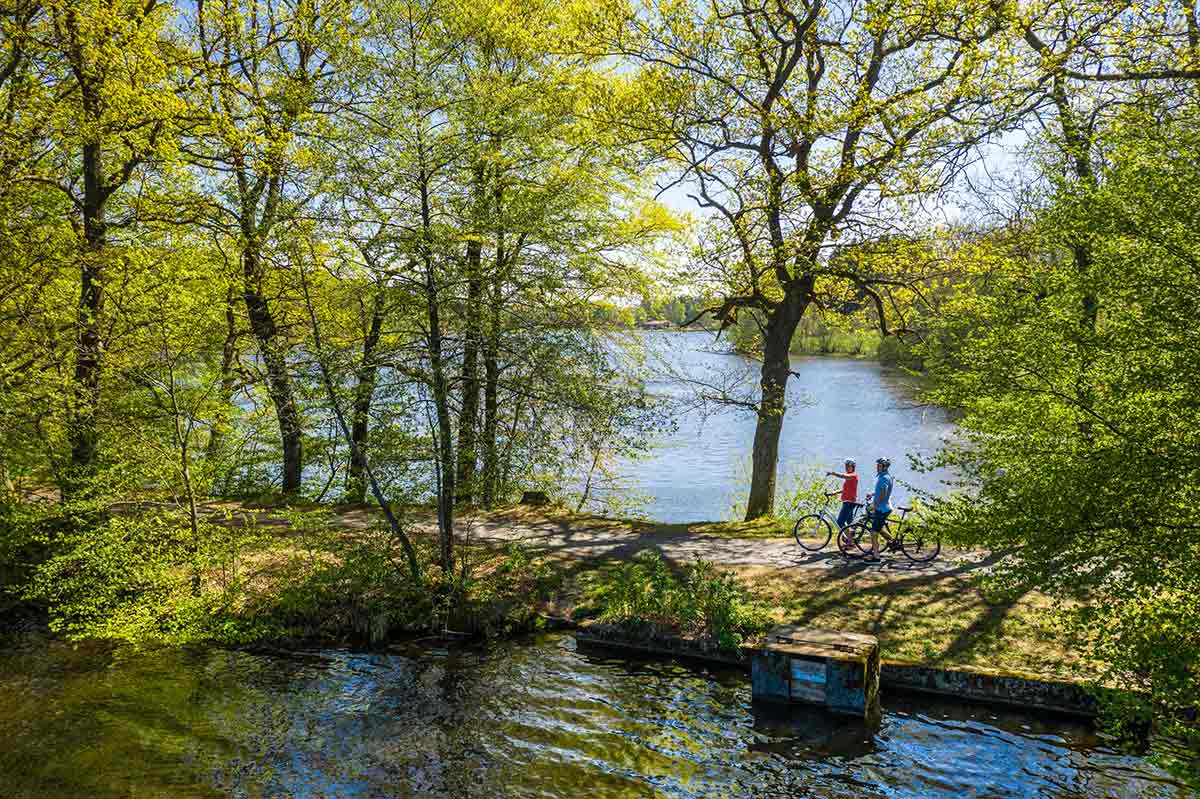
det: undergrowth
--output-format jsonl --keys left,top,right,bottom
{"left": 591, "top": 551, "right": 769, "bottom": 650}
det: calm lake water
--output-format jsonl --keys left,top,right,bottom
{"left": 0, "top": 633, "right": 1188, "bottom": 799}
{"left": 594, "top": 332, "right": 957, "bottom": 522}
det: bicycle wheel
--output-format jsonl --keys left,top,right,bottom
{"left": 838, "top": 521, "right": 870, "bottom": 557}
{"left": 901, "top": 531, "right": 941, "bottom": 562}
{"left": 793, "top": 514, "right": 833, "bottom": 552}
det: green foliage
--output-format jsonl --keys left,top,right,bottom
{"left": 876, "top": 336, "right": 923, "bottom": 370}
{"left": 775, "top": 465, "right": 834, "bottom": 521}
{"left": 458, "top": 541, "right": 558, "bottom": 635}
{"left": 918, "top": 100, "right": 1200, "bottom": 746}
{"left": 723, "top": 461, "right": 829, "bottom": 523}
{"left": 25, "top": 509, "right": 268, "bottom": 645}
{"left": 593, "top": 551, "right": 769, "bottom": 650}
{"left": 16, "top": 499, "right": 564, "bottom": 647}
{"left": 253, "top": 519, "right": 440, "bottom": 646}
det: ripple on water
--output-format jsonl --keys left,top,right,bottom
{"left": 0, "top": 634, "right": 1192, "bottom": 799}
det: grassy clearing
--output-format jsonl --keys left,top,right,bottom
{"left": 17, "top": 499, "right": 1088, "bottom": 682}
{"left": 341, "top": 505, "right": 1094, "bottom": 682}
{"left": 549, "top": 556, "right": 1095, "bottom": 683}
{"left": 735, "top": 565, "right": 1094, "bottom": 681}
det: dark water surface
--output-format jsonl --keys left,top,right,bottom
{"left": 1, "top": 633, "right": 1188, "bottom": 798}
{"left": 599, "top": 332, "right": 957, "bottom": 523}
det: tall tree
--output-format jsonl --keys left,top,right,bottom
{"left": 187, "top": 0, "right": 354, "bottom": 495}
{"left": 619, "top": 0, "right": 1015, "bottom": 518}
{"left": 921, "top": 96, "right": 1200, "bottom": 750}
{"left": 39, "top": 0, "right": 181, "bottom": 495}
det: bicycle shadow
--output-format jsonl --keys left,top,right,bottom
{"left": 789, "top": 545, "right": 1010, "bottom": 581}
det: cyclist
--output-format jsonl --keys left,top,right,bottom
{"left": 825, "top": 459, "right": 859, "bottom": 529}
{"left": 865, "top": 457, "right": 894, "bottom": 562}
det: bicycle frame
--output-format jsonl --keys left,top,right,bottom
{"left": 864, "top": 507, "right": 912, "bottom": 548}
{"left": 816, "top": 490, "right": 865, "bottom": 529}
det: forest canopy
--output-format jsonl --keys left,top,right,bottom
{"left": 1, "top": 0, "right": 1199, "bottom": 758}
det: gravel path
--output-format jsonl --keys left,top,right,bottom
{"left": 443, "top": 511, "right": 996, "bottom": 578}
{"left": 206, "top": 502, "right": 997, "bottom": 579}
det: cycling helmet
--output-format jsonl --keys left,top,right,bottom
{"left": 844, "top": 458, "right": 856, "bottom": 467}
{"left": 876, "top": 457, "right": 891, "bottom": 468}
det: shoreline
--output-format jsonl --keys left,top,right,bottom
{"left": 573, "top": 624, "right": 1099, "bottom": 718}
{"left": 4, "top": 502, "right": 1100, "bottom": 709}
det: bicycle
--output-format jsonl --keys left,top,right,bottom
{"left": 792, "top": 490, "right": 866, "bottom": 553}
{"left": 837, "top": 505, "right": 941, "bottom": 563}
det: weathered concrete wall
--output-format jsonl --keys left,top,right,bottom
{"left": 576, "top": 623, "right": 751, "bottom": 668}
{"left": 575, "top": 625, "right": 1098, "bottom": 718}
{"left": 880, "top": 662, "right": 1097, "bottom": 718}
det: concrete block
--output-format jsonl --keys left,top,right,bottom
{"left": 751, "top": 625, "right": 880, "bottom": 721}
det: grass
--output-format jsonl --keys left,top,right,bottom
{"left": 14, "top": 497, "right": 1093, "bottom": 683}
{"left": 466, "top": 506, "right": 1096, "bottom": 683}
{"left": 737, "top": 565, "right": 1092, "bottom": 680}
{"left": 558, "top": 559, "right": 1094, "bottom": 681}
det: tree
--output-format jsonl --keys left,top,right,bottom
{"left": 921, "top": 99, "right": 1200, "bottom": 749}
{"left": 186, "top": 0, "right": 357, "bottom": 495}
{"left": 616, "top": 0, "right": 1016, "bottom": 518}
{"left": 36, "top": 0, "right": 183, "bottom": 495}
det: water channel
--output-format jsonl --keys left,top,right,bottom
{"left": 0, "top": 633, "right": 1188, "bottom": 798}
{"left": 595, "top": 332, "right": 957, "bottom": 523}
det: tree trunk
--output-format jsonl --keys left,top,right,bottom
{"left": 66, "top": 138, "right": 107, "bottom": 497}
{"left": 745, "top": 299, "right": 806, "bottom": 520}
{"left": 242, "top": 247, "right": 303, "bottom": 494}
{"left": 206, "top": 288, "right": 240, "bottom": 468}
{"left": 499, "top": 395, "right": 523, "bottom": 502}
{"left": 455, "top": 236, "right": 482, "bottom": 506}
{"left": 417, "top": 168, "right": 454, "bottom": 573}
{"left": 299, "top": 267, "right": 422, "bottom": 581}
{"left": 481, "top": 334, "right": 499, "bottom": 507}
{"left": 480, "top": 223, "right": 504, "bottom": 508}
{"left": 0, "top": 454, "right": 15, "bottom": 496}
{"left": 346, "top": 286, "right": 385, "bottom": 503}
{"left": 1050, "top": 77, "right": 1099, "bottom": 443}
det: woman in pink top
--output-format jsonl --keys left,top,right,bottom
{"left": 826, "top": 459, "right": 859, "bottom": 528}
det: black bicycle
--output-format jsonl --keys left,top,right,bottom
{"left": 837, "top": 505, "right": 941, "bottom": 562}
{"left": 792, "top": 490, "right": 866, "bottom": 553}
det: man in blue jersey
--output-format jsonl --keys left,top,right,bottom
{"left": 865, "top": 457, "right": 894, "bottom": 562}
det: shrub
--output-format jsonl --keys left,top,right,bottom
{"left": 21, "top": 502, "right": 562, "bottom": 647}
{"left": 594, "top": 551, "right": 769, "bottom": 650}
{"left": 877, "top": 335, "right": 923, "bottom": 369}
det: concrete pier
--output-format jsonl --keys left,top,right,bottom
{"left": 751, "top": 626, "right": 880, "bottom": 720}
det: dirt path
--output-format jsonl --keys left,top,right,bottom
{"left": 196, "top": 501, "right": 996, "bottom": 579}
{"left": 309, "top": 504, "right": 998, "bottom": 579}
{"left": 468, "top": 514, "right": 996, "bottom": 577}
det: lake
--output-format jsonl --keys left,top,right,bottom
{"left": 587, "top": 331, "right": 957, "bottom": 522}
{"left": 0, "top": 633, "right": 1188, "bottom": 798}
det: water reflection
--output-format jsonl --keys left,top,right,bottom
{"left": 597, "top": 332, "right": 958, "bottom": 522}
{"left": 749, "top": 701, "right": 878, "bottom": 761}
{"left": 0, "top": 634, "right": 1190, "bottom": 798}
